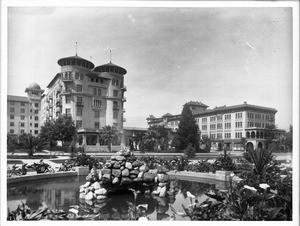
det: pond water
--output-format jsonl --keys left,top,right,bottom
{"left": 7, "top": 176, "right": 221, "bottom": 221}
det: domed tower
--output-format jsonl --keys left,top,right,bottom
{"left": 93, "top": 61, "right": 127, "bottom": 145}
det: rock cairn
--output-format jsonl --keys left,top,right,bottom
{"left": 79, "top": 149, "right": 172, "bottom": 201}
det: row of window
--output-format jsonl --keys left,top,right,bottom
{"left": 76, "top": 120, "right": 118, "bottom": 129}
{"left": 62, "top": 71, "right": 84, "bottom": 81}
{"left": 9, "top": 115, "right": 38, "bottom": 121}
{"left": 206, "top": 132, "right": 243, "bottom": 140}
{"left": 9, "top": 129, "right": 39, "bottom": 134}
{"left": 247, "top": 122, "right": 268, "bottom": 128}
{"left": 112, "top": 79, "right": 123, "bottom": 87}
{"left": 91, "top": 77, "right": 104, "bottom": 83}
{"left": 9, "top": 101, "right": 39, "bottom": 107}
{"left": 9, "top": 122, "right": 39, "bottom": 127}
{"left": 247, "top": 112, "right": 273, "bottom": 121}
{"left": 9, "top": 108, "right": 39, "bottom": 113}
{"left": 201, "top": 113, "right": 236, "bottom": 123}
{"left": 202, "top": 122, "right": 242, "bottom": 131}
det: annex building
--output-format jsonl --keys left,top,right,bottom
{"left": 147, "top": 101, "right": 284, "bottom": 150}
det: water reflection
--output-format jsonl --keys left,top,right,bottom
{"left": 7, "top": 176, "right": 219, "bottom": 220}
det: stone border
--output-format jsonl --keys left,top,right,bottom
{"left": 168, "top": 170, "right": 232, "bottom": 181}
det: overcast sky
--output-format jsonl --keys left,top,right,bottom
{"left": 7, "top": 6, "right": 293, "bottom": 130}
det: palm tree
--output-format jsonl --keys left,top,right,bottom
{"left": 10, "top": 133, "right": 46, "bottom": 156}
{"left": 100, "top": 126, "right": 119, "bottom": 152}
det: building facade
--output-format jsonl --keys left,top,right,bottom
{"left": 41, "top": 54, "right": 127, "bottom": 148}
{"left": 7, "top": 83, "right": 44, "bottom": 135}
{"left": 147, "top": 101, "right": 283, "bottom": 150}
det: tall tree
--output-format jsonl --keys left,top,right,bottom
{"left": 40, "top": 115, "right": 77, "bottom": 146}
{"left": 142, "top": 125, "right": 169, "bottom": 152}
{"left": 174, "top": 104, "right": 200, "bottom": 151}
{"left": 100, "top": 125, "right": 119, "bottom": 152}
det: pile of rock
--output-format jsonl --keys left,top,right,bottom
{"left": 79, "top": 149, "right": 172, "bottom": 201}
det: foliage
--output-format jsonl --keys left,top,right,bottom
{"left": 199, "top": 135, "right": 211, "bottom": 153}
{"left": 173, "top": 104, "right": 200, "bottom": 151}
{"left": 100, "top": 125, "right": 119, "bottom": 152}
{"left": 184, "top": 143, "right": 196, "bottom": 158}
{"left": 7, "top": 155, "right": 58, "bottom": 159}
{"left": 29, "top": 161, "right": 55, "bottom": 174}
{"left": 214, "top": 146, "right": 236, "bottom": 171}
{"left": 186, "top": 159, "right": 217, "bottom": 173}
{"left": 8, "top": 133, "right": 47, "bottom": 156}
{"left": 142, "top": 125, "right": 169, "bottom": 152}
{"left": 73, "top": 153, "right": 103, "bottom": 170}
{"left": 40, "top": 115, "right": 77, "bottom": 146}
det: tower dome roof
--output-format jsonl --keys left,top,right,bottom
{"left": 27, "top": 82, "right": 41, "bottom": 90}
{"left": 93, "top": 62, "right": 127, "bottom": 75}
{"left": 57, "top": 55, "right": 95, "bottom": 70}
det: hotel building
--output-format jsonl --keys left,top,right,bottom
{"left": 147, "top": 101, "right": 283, "bottom": 150}
{"left": 7, "top": 83, "right": 44, "bottom": 135}
{"left": 41, "top": 54, "right": 127, "bottom": 149}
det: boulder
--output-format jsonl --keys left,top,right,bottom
{"left": 159, "top": 186, "right": 167, "bottom": 197}
{"left": 113, "top": 162, "right": 121, "bottom": 169}
{"left": 157, "top": 166, "right": 168, "bottom": 173}
{"left": 149, "top": 169, "right": 158, "bottom": 174}
{"left": 130, "top": 174, "right": 137, "bottom": 179}
{"left": 116, "top": 156, "right": 126, "bottom": 161}
{"left": 121, "top": 169, "right": 130, "bottom": 177}
{"left": 85, "top": 191, "right": 94, "bottom": 200}
{"left": 79, "top": 187, "right": 85, "bottom": 193}
{"left": 83, "top": 182, "right": 90, "bottom": 188}
{"left": 97, "top": 195, "right": 107, "bottom": 200}
{"left": 104, "top": 162, "right": 112, "bottom": 168}
{"left": 143, "top": 172, "right": 155, "bottom": 182}
{"left": 130, "top": 169, "right": 139, "bottom": 175}
{"left": 101, "top": 169, "right": 111, "bottom": 175}
{"left": 137, "top": 172, "right": 144, "bottom": 178}
{"left": 139, "top": 165, "right": 149, "bottom": 172}
{"left": 120, "top": 166, "right": 125, "bottom": 170}
{"left": 98, "top": 171, "right": 102, "bottom": 180}
{"left": 125, "top": 162, "right": 132, "bottom": 170}
{"left": 95, "top": 188, "right": 107, "bottom": 195}
{"left": 102, "top": 174, "right": 112, "bottom": 183}
{"left": 132, "top": 161, "right": 142, "bottom": 167}
{"left": 159, "top": 182, "right": 168, "bottom": 187}
{"left": 121, "top": 177, "right": 133, "bottom": 185}
{"left": 112, "top": 169, "right": 122, "bottom": 177}
{"left": 133, "top": 177, "right": 143, "bottom": 182}
{"left": 111, "top": 155, "right": 116, "bottom": 160}
{"left": 92, "top": 182, "right": 101, "bottom": 190}
{"left": 79, "top": 193, "right": 85, "bottom": 199}
{"left": 112, "top": 177, "right": 120, "bottom": 184}
{"left": 157, "top": 173, "right": 169, "bottom": 183}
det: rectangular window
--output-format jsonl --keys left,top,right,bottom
{"left": 217, "top": 133, "right": 222, "bottom": 139}
{"left": 34, "top": 130, "right": 39, "bottom": 134}
{"left": 75, "top": 72, "right": 79, "bottom": 79}
{"left": 10, "top": 129, "right": 14, "bottom": 134}
{"left": 21, "top": 102, "right": 26, "bottom": 106}
{"left": 77, "top": 108, "right": 82, "bottom": 116}
{"left": 94, "top": 122, "right": 100, "bottom": 129}
{"left": 91, "top": 78, "right": 95, "bottom": 82}
{"left": 10, "top": 107, "right": 14, "bottom": 113}
{"left": 35, "top": 110, "right": 39, "bottom": 114}
{"left": 10, "top": 101, "right": 14, "bottom": 105}
{"left": 225, "top": 114, "right": 231, "bottom": 120}
{"left": 77, "top": 96, "right": 83, "bottom": 103}
{"left": 35, "top": 103, "right": 39, "bottom": 107}
{"left": 113, "top": 111, "right": 118, "bottom": 119}
{"left": 76, "top": 85, "right": 83, "bottom": 92}
{"left": 30, "top": 123, "right": 32, "bottom": 126}
{"left": 96, "top": 78, "right": 99, "bottom": 83}
{"left": 100, "top": 79, "right": 103, "bottom": 83}
{"left": 21, "top": 123, "right": 25, "bottom": 127}
{"left": 93, "top": 88, "right": 97, "bottom": 95}
{"left": 80, "top": 74, "right": 83, "bottom": 80}
{"left": 35, "top": 116, "right": 38, "bottom": 121}
{"left": 10, "top": 115, "right": 14, "bottom": 119}
{"left": 65, "top": 108, "right": 71, "bottom": 117}
{"left": 30, "top": 109, "right": 33, "bottom": 113}
{"left": 93, "top": 99, "right": 101, "bottom": 107}
{"left": 95, "top": 110, "right": 100, "bottom": 118}
{"left": 210, "top": 116, "right": 216, "bottom": 122}
{"left": 202, "top": 117, "right": 207, "bottom": 123}
{"left": 217, "top": 123, "right": 223, "bottom": 129}
{"left": 21, "top": 108, "right": 25, "bottom": 113}
{"left": 225, "top": 123, "right": 231, "bottom": 129}
{"left": 113, "top": 90, "right": 118, "bottom": 97}
{"left": 21, "top": 115, "right": 25, "bottom": 120}
{"left": 10, "top": 122, "right": 14, "bottom": 127}
{"left": 116, "top": 80, "right": 119, "bottom": 86}
{"left": 98, "top": 89, "right": 101, "bottom": 96}
{"left": 21, "top": 129, "right": 25, "bottom": 134}
{"left": 34, "top": 123, "right": 38, "bottom": 128}
{"left": 112, "top": 79, "right": 115, "bottom": 85}
{"left": 66, "top": 96, "right": 71, "bottom": 104}
{"left": 217, "top": 115, "right": 222, "bottom": 121}
{"left": 76, "top": 120, "right": 82, "bottom": 128}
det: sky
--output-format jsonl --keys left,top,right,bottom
{"left": 6, "top": 6, "right": 293, "bottom": 130}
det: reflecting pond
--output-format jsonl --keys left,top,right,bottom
{"left": 7, "top": 176, "right": 224, "bottom": 220}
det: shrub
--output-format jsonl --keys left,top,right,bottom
{"left": 184, "top": 143, "right": 196, "bottom": 158}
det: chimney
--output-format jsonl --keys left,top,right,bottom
{"left": 244, "top": 101, "right": 247, "bottom": 105}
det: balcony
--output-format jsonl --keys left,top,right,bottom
{"left": 76, "top": 102, "right": 84, "bottom": 108}
{"left": 121, "top": 86, "right": 127, "bottom": 91}
{"left": 62, "top": 88, "right": 73, "bottom": 95}
{"left": 113, "top": 105, "right": 120, "bottom": 110}
{"left": 123, "top": 108, "right": 126, "bottom": 113}
{"left": 61, "top": 75, "right": 73, "bottom": 83}
{"left": 122, "top": 97, "right": 127, "bottom": 102}
{"left": 56, "top": 101, "right": 62, "bottom": 107}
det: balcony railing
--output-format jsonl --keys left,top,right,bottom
{"left": 122, "top": 97, "right": 127, "bottom": 102}
{"left": 62, "top": 75, "right": 73, "bottom": 82}
{"left": 76, "top": 102, "right": 84, "bottom": 108}
{"left": 121, "top": 86, "right": 127, "bottom": 91}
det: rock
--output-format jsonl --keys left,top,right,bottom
{"left": 95, "top": 188, "right": 107, "bottom": 195}
{"left": 149, "top": 169, "right": 158, "bottom": 174}
{"left": 139, "top": 165, "right": 149, "bottom": 172}
{"left": 130, "top": 169, "right": 139, "bottom": 175}
{"left": 121, "top": 177, "right": 133, "bottom": 185}
{"left": 143, "top": 172, "right": 155, "bottom": 182}
{"left": 116, "top": 151, "right": 123, "bottom": 156}
{"left": 79, "top": 187, "right": 85, "bottom": 193}
{"left": 85, "top": 191, "right": 94, "bottom": 200}
{"left": 120, "top": 166, "right": 125, "bottom": 170}
{"left": 92, "top": 182, "right": 101, "bottom": 190}
{"left": 157, "top": 166, "right": 168, "bottom": 173}
{"left": 130, "top": 174, "right": 137, "bottom": 179}
{"left": 133, "top": 177, "right": 143, "bottom": 182}
{"left": 159, "top": 186, "right": 167, "bottom": 197}
{"left": 113, "top": 162, "right": 121, "bottom": 169}
{"left": 97, "top": 195, "right": 106, "bottom": 200}
{"left": 104, "top": 162, "right": 112, "bottom": 168}
{"left": 88, "top": 186, "right": 95, "bottom": 192}
{"left": 138, "top": 172, "right": 144, "bottom": 178}
{"left": 101, "top": 169, "right": 111, "bottom": 175}
{"left": 83, "top": 182, "right": 90, "bottom": 188}
{"left": 112, "top": 169, "right": 122, "bottom": 177}
{"left": 116, "top": 156, "right": 126, "bottom": 161}
{"left": 132, "top": 161, "right": 142, "bottom": 167}
{"left": 124, "top": 149, "right": 131, "bottom": 156}
{"left": 79, "top": 192, "right": 85, "bottom": 199}
{"left": 98, "top": 172, "right": 102, "bottom": 180}
{"left": 125, "top": 162, "right": 132, "bottom": 170}
{"left": 159, "top": 182, "right": 168, "bottom": 187}
{"left": 111, "top": 160, "right": 116, "bottom": 165}
{"left": 112, "top": 177, "right": 119, "bottom": 184}
{"left": 111, "top": 155, "right": 116, "bottom": 160}
{"left": 102, "top": 174, "right": 111, "bottom": 183}
{"left": 157, "top": 173, "right": 169, "bottom": 183}
{"left": 122, "top": 168, "right": 130, "bottom": 177}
